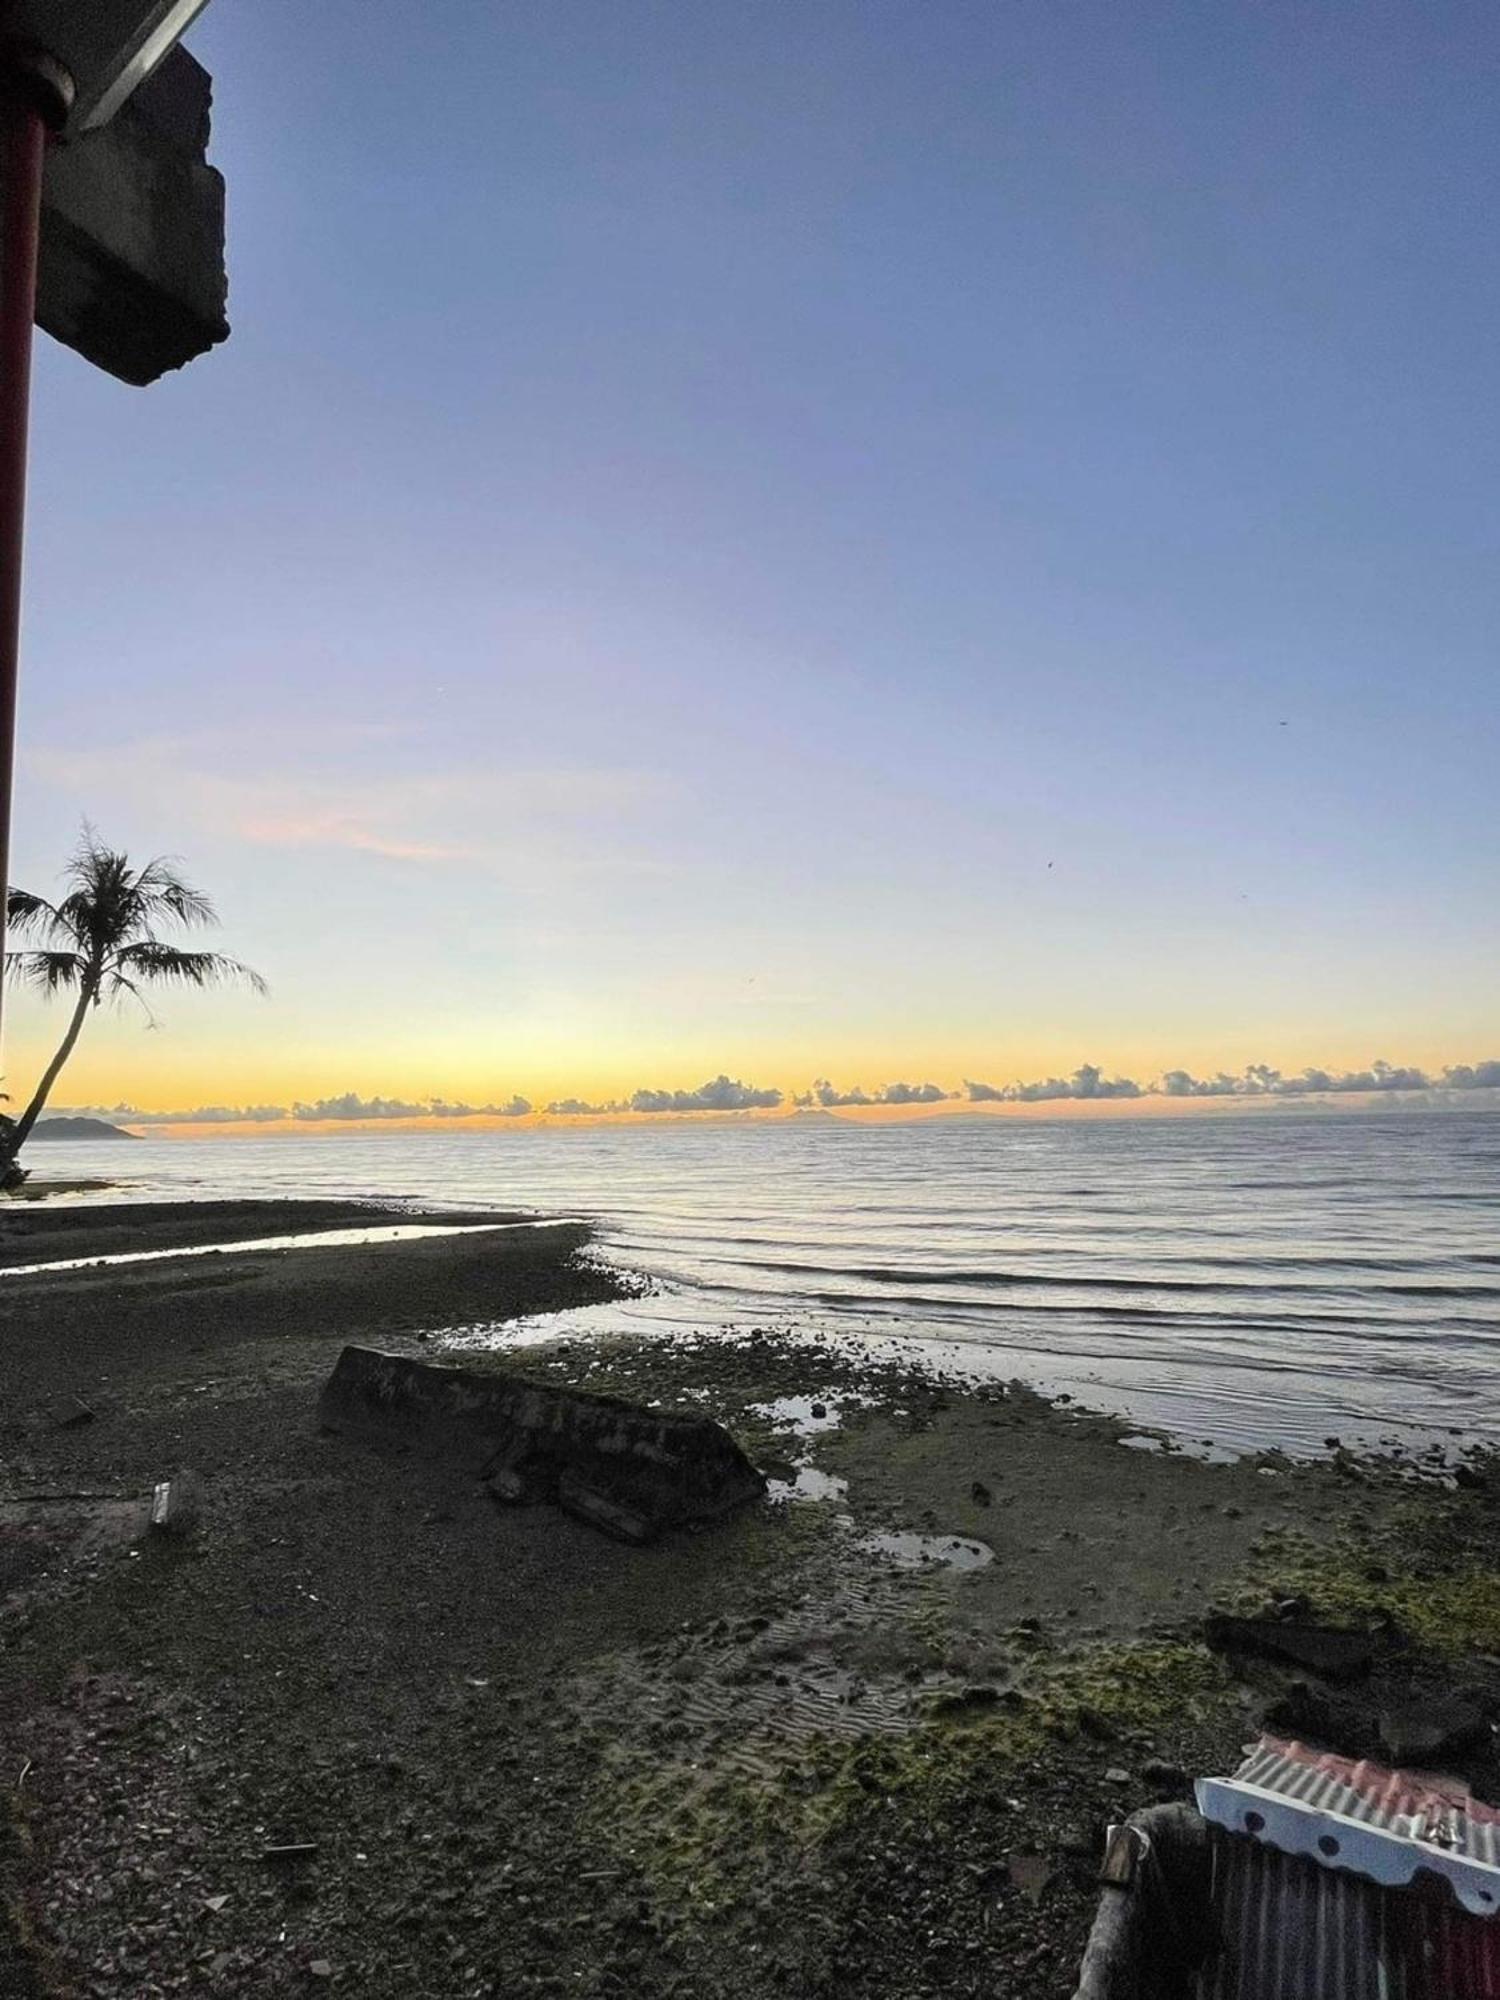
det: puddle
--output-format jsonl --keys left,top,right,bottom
{"left": 768, "top": 1466, "right": 850, "bottom": 1504}
{"left": 750, "top": 1393, "right": 864, "bottom": 1439}
{"left": 860, "top": 1532, "right": 994, "bottom": 1571}
{"left": 0, "top": 1219, "right": 566, "bottom": 1279}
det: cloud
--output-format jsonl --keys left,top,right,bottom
{"left": 53, "top": 1055, "right": 1500, "bottom": 1128}
{"left": 964, "top": 1057, "right": 1500, "bottom": 1103}
{"left": 26, "top": 736, "right": 674, "bottom": 888}
{"left": 290, "top": 1092, "right": 533, "bottom": 1121}
{"left": 1155, "top": 1059, "right": 1440, "bottom": 1099}
{"left": 629, "top": 1075, "right": 782, "bottom": 1113}
{"left": 543, "top": 1076, "right": 783, "bottom": 1116}
{"left": 53, "top": 1102, "right": 289, "bottom": 1124}
{"left": 797, "top": 1079, "right": 955, "bottom": 1107}
{"left": 965, "top": 1064, "right": 1141, "bottom": 1102}
{"left": 1442, "top": 1062, "right": 1500, "bottom": 1089}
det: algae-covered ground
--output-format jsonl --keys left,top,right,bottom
{"left": 3, "top": 1206, "right": 1499, "bottom": 1997}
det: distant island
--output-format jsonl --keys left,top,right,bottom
{"left": 30, "top": 1117, "right": 139, "bottom": 1142}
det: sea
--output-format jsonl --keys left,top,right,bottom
{"left": 27, "top": 1108, "right": 1500, "bottom": 1459}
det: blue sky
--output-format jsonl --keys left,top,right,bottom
{"left": 10, "top": 0, "right": 1499, "bottom": 1111}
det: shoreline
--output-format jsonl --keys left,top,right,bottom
{"left": 3, "top": 1198, "right": 1498, "bottom": 1997}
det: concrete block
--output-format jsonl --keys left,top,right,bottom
{"left": 36, "top": 45, "right": 227, "bottom": 383}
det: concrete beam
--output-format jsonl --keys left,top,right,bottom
{"left": 35, "top": 42, "right": 226, "bottom": 384}
{"left": 319, "top": 1345, "right": 768, "bottom": 1544}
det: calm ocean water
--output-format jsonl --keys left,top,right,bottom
{"left": 30, "top": 1109, "right": 1500, "bottom": 1456}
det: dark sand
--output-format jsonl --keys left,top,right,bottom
{"left": 3, "top": 1200, "right": 1498, "bottom": 1998}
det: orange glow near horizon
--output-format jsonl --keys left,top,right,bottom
{"left": 116, "top": 1086, "right": 1489, "bottom": 1141}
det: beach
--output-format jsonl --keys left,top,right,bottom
{"left": 3, "top": 1196, "right": 1500, "bottom": 1998}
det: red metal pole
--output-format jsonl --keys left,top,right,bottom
{"left": 0, "top": 74, "right": 47, "bottom": 1075}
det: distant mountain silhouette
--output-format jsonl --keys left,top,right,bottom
{"left": 30, "top": 1116, "right": 138, "bottom": 1142}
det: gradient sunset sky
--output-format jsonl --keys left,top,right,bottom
{"left": 9, "top": 0, "right": 1498, "bottom": 1115}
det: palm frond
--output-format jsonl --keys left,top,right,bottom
{"left": 132, "top": 856, "right": 217, "bottom": 930}
{"left": 51, "top": 889, "right": 100, "bottom": 948}
{"left": 110, "top": 942, "right": 269, "bottom": 997}
{"left": 101, "top": 968, "right": 159, "bottom": 1025}
{"left": 6, "top": 950, "right": 87, "bottom": 994}
{"left": 59, "top": 833, "right": 133, "bottom": 949}
{"left": 5, "top": 888, "right": 64, "bottom": 941}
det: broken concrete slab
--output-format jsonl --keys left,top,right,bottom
{"left": 318, "top": 1345, "right": 766, "bottom": 1545}
{"left": 1378, "top": 1697, "right": 1492, "bottom": 1769}
{"left": 37, "top": 46, "right": 227, "bottom": 383}
{"left": 1203, "top": 1611, "right": 1378, "bottom": 1682}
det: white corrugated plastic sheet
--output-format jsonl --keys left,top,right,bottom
{"left": 1071, "top": 1743, "right": 1500, "bottom": 2000}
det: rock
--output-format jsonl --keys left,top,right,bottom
{"left": 1203, "top": 1611, "right": 1378, "bottom": 1682}
{"left": 1141, "top": 1759, "right": 1189, "bottom": 1796}
{"left": 932, "top": 1685, "right": 1001, "bottom": 1716}
{"left": 54, "top": 1396, "right": 95, "bottom": 1429}
{"left": 971, "top": 1481, "right": 992, "bottom": 1506}
{"left": 1006, "top": 1854, "right": 1057, "bottom": 1903}
{"left": 1075, "top": 1704, "right": 1117, "bottom": 1741}
{"left": 148, "top": 1469, "right": 203, "bottom": 1538}
{"left": 309, "top": 1963, "right": 333, "bottom": 1980}
{"left": 1378, "top": 1697, "right": 1491, "bottom": 1769}
{"left": 1104, "top": 1767, "right": 1132, "bottom": 1785}
{"left": 1260, "top": 1679, "right": 1371, "bottom": 1754}
{"left": 810, "top": 1403, "right": 828, "bottom": 1420}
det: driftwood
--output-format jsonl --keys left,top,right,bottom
{"left": 318, "top": 1345, "right": 766, "bottom": 1544}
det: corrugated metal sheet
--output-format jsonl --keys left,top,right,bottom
{"left": 1198, "top": 1828, "right": 1500, "bottom": 1999}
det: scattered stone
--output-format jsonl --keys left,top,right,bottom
{"left": 54, "top": 1396, "right": 95, "bottom": 1429}
{"left": 971, "top": 1481, "right": 992, "bottom": 1506}
{"left": 810, "top": 1403, "right": 828, "bottom": 1420}
{"left": 1104, "top": 1767, "right": 1131, "bottom": 1786}
{"left": 203, "top": 1894, "right": 229, "bottom": 1915}
{"left": 309, "top": 1963, "right": 334, "bottom": 1981}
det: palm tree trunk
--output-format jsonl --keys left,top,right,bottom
{"left": 5, "top": 978, "right": 96, "bottom": 1158}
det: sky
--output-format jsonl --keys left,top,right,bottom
{"left": 8, "top": 0, "right": 1499, "bottom": 1118}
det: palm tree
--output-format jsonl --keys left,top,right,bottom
{"left": 1, "top": 831, "right": 265, "bottom": 1176}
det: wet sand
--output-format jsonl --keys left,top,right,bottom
{"left": 2, "top": 1200, "right": 1497, "bottom": 1998}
